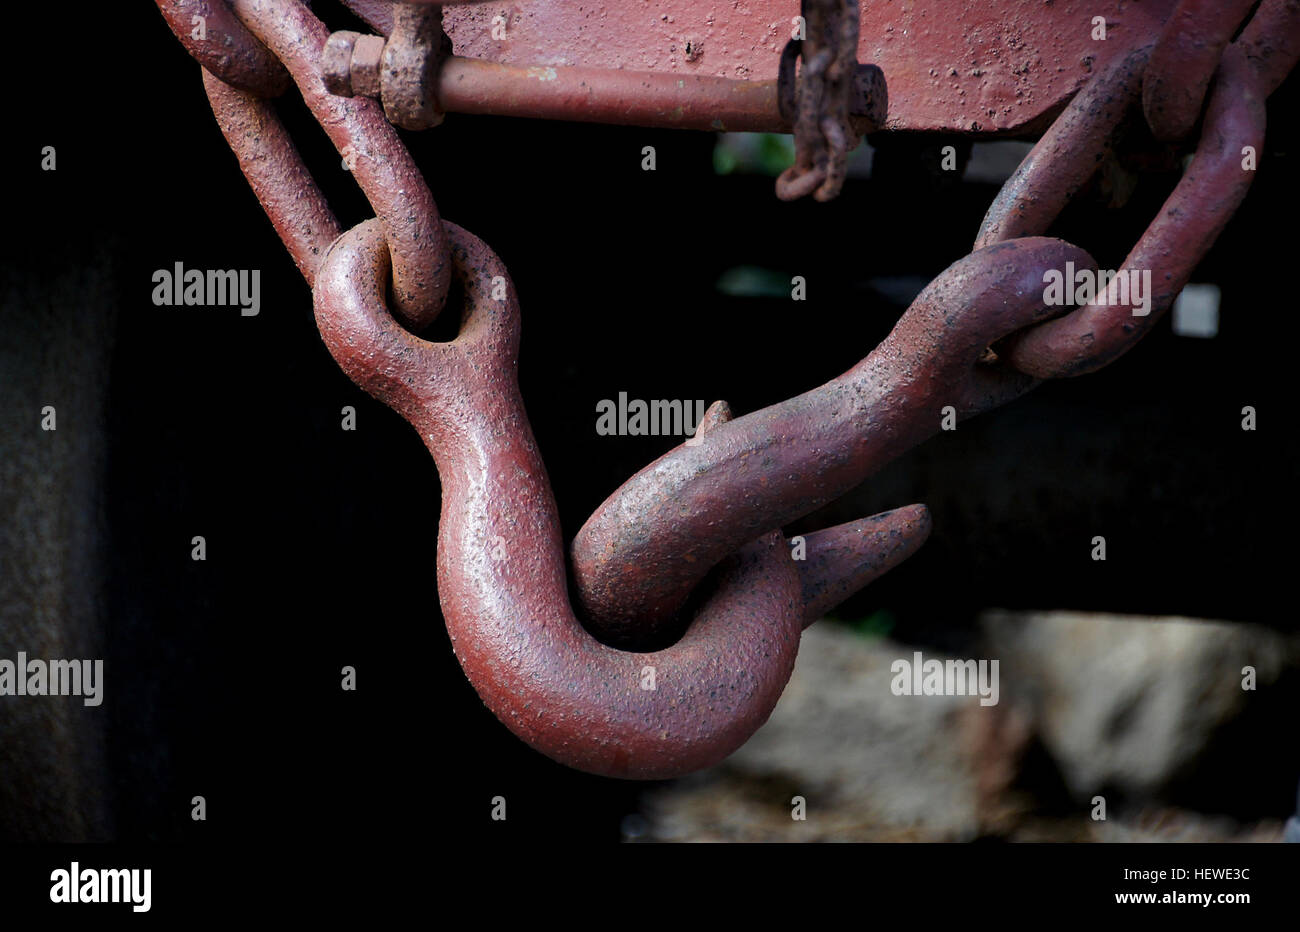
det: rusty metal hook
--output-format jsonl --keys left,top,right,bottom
{"left": 311, "top": 219, "right": 928, "bottom": 778}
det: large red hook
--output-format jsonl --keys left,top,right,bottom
{"left": 312, "top": 219, "right": 928, "bottom": 778}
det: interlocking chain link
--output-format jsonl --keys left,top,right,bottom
{"left": 776, "top": 0, "right": 866, "bottom": 201}
{"left": 572, "top": 0, "right": 1300, "bottom": 640}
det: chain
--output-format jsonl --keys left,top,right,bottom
{"left": 155, "top": 0, "right": 1297, "bottom": 778}
{"left": 775, "top": 0, "right": 870, "bottom": 201}
{"left": 572, "top": 0, "right": 1300, "bottom": 639}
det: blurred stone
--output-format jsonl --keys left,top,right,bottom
{"left": 980, "top": 611, "right": 1298, "bottom": 800}
{"left": 636, "top": 614, "right": 1297, "bottom": 843}
{"left": 641, "top": 624, "right": 996, "bottom": 842}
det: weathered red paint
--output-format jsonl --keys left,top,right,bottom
{"left": 311, "top": 219, "right": 936, "bottom": 777}
{"left": 975, "top": 46, "right": 1150, "bottom": 249}
{"left": 157, "top": 0, "right": 1298, "bottom": 777}
{"left": 435, "top": 56, "right": 787, "bottom": 133}
{"left": 442, "top": 0, "right": 1180, "bottom": 133}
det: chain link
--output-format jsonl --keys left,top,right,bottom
{"left": 573, "top": 0, "right": 1300, "bottom": 637}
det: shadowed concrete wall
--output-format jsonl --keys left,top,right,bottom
{"left": 0, "top": 252, "right": 115, "bottom": 841}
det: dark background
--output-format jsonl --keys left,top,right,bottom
{"left": 4, "top": 2, "right": 1296, "bottom": 842}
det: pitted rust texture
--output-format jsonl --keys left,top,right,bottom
{"left": 795, "top": 506, "right": 932, "bottom": 628}
{"left": 1143, "top": 0, "right": 1258, "bottom": 141}
{"left": 158, "top": 0, "right": 1298, "bottom": 778}
{"left": 976, "top": 47, "right": 1152, "bottom": 250}
{"left": 230, "top": 0, "right": 450, "bottom": 330}
{"left": 379, "top": 2, "right": 448, "bottom": 130}
{"left": 987, "top": 0, "right": 1300, "bottom": 379}
{"left": 313, "top": 220, "right": 807, "bottom": 780}
{"left": 571, "top": 238, "right": 1094, "bottom": 646}
{"left": 202, "top": 69, "right": 341, "bottom": 284}
{"left": 441, "top": 0, "right": 1180, "bottom": 134}
{"left": 322, "top": 30, "right": 362, "bottom": 97}
{"left": 155, "top": 0, "right": 290, "bottom": 97}
{"left": 775, "top": 0, "right": 863, "bottom": 201}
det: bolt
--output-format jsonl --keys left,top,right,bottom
{"left": 351, "top": 34, "right": 386, "bottom": 99}
{"left": 322, "top": 31, "right": 360, "bottom": 97}
{"left": 850, "top": 63, "right": 888, "bottom": 132}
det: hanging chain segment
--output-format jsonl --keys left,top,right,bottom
{"left": 571, "top": 0, "right": 1299, "bottom": 638}
{"left": 155, "top": 0, "right": 1296, "bottom": 777}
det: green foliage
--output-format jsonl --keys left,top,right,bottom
{"left": 842, "top": 609, "right": 897, "bottom": 640}
{"left": 712, "top": 133, "right": 796, "bottom": 177}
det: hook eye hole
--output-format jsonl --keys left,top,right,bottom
{"left": 405, "top": 273, "right": 466, "bottom": 345}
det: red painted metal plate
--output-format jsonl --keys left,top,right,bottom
{"left": 445, "top": 0, "right": 1179, "bottom": 133}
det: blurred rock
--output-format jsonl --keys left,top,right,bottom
{"left": 641, "top": 624, "right": 997, "bottom": 842}
{"left": 635, "top": 614, "right": 1297, "bottom": 843}
{"left": 981, "top": 611, "right": 1298, "bottom": 800}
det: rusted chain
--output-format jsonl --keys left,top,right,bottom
{"left": 775, "top": 0, "right": 864, "bottom": 201}
{"left": 975, "top": 47, "right": 1151, "bottom": 250}
{"left": 202, "top": 69, "right": 341, "bottom": 284}
{"left": 155, "top": 0, "right": 290, "bottom": 97}
{"left": 987, "top": 0, "right": 1299, "bottom": 379}
{"left": 1143, "top": 0, "right": 1258, "bottom": 141}
{"left": 157, "top": 0, "right": 1298, "bottom": 778}
{"left": 574, "top": 2, "right": 1297, "bottom": 638}
{"left": 229, "top": 0, "right": 451, "bottom": 330}
{"left": 162, "top": 0, "right": 932, "bottom": 778}
{"left": 571, "top": 238, "right": 1092, "bottom": 645}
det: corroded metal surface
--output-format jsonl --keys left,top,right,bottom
{"left": 202, "top": 69, "right": 341, "bottom": 284}
{"left": 571, "top": 238, "right": 1092, "bottom": 644}
{"left": 443, "top": 0, "right": 1180, "bottom": 133}
{"left": 1143, "top": 0, "right": 1258, "bottom": 141}
{"left": 434, "top": 57, "right": 788, "bottom": 132}
{"left": 155, "top": 0, "right": 289, "bottom": 97}
{"left": 232, "top": 0, "right": 451, "bottom": 330}
{"left": 775, "top": 0, "right": 863, "bottom": 201}
{"left": 156, "top": 0, "right": 1297, "bottom": 778}
{"left": 313, "top": 220, "right": 807, "bottom": 779}
{"left": 988, "top": 0, "right": 1300, "bottom": 378}
{"left": 795, "top": 506, "right": 932, "bottom": 628}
